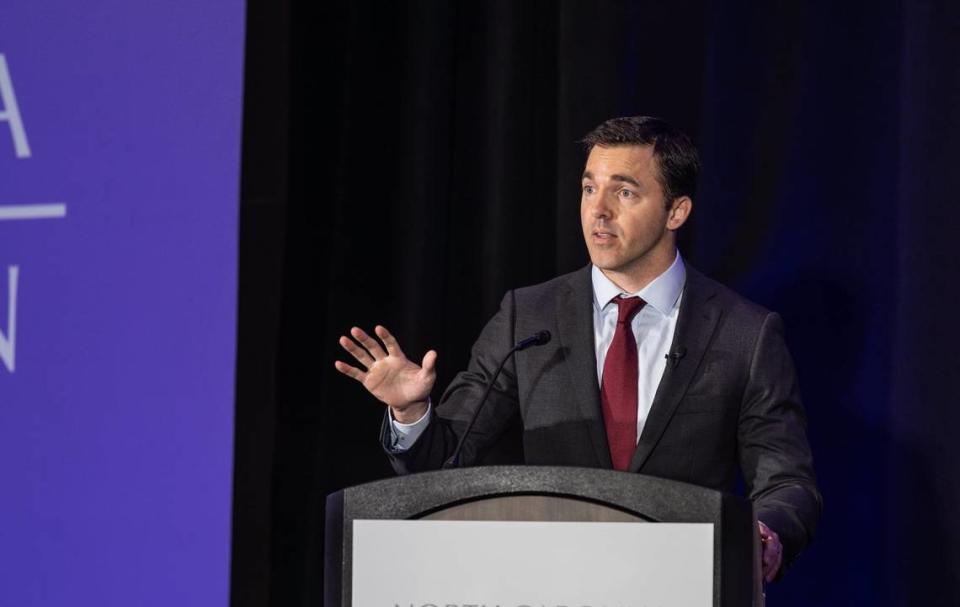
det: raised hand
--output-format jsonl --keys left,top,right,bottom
{"left": 334, "top": 325, "right": 437, "bottom": 423}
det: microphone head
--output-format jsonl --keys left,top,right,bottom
{"left": 514, "top": 330, "right": 553, "bottom": 351}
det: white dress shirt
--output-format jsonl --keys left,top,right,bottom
{"left": 388, "top": 253, "right": 686, "bottom": 451}
{"left": 591, "top": 252, "right": 685, "bottom": 440}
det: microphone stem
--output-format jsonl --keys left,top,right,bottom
{"left": 442, "top": 343, "right": 520, "bottom": 469}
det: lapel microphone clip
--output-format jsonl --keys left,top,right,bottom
{"left": 665, "top": 346, "right": 687, "bottom": 369}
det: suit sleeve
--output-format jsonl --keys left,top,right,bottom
{"left": 738, "top": 312, "right": 822, "bottom": 574}
{"left": 382, "top": 291, "right": 523, "bottom": 474}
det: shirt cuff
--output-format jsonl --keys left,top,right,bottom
{"left": 386, "top": 400, "right": 432, "bottom": 452}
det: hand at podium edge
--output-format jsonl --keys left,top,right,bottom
{"left": 758, "top": 519, "right": 783, "bottom": 583}
{"left": 334, "top": 325, "right": 435, "bottom": 424}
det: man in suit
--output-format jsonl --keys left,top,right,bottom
{"left": 334, "top": 116, "right": 820, "bottom": 582}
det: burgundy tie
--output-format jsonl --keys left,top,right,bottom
{"left": 601, "top": 295, "right": 646, "bottom": 470}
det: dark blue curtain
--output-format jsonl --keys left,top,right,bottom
{"left": 689, "top": 1, "right": 960, "bottom": 604}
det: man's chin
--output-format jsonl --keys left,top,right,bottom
{"left": 587, "top": 250, "right": 624, "bottom": 269}
{"left": 590, "top": 255, "right": 650, "bottom": 279}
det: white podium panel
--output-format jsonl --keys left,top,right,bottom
{"left": 353, "top": 519, "right": 713, "bottom": 607}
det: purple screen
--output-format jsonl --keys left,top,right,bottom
{"left": 0, "top": 2, "right": 244, "bottom": 605}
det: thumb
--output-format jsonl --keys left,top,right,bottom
{"left": 421, "top": 349, "right": 438, "bottom": 374}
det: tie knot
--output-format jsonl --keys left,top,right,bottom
{"left": 612, "top": 295, "right": 645, "bottom": 324}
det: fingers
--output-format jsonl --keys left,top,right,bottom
{"left": 421, "top": 349, "right": 438, "bottom": 374}
{"left": 338, "top": 326, "right": 389, "bottom": 366}
{"left": 761, "top": 544, "right": 773, "bottom": 581}
{"left": 375, "top": 325, "right": 406, "bottom": 358}
{"left": 350, "top": 326, "right": 388, "bottom": 360}
{"left": 762, "top": 543, "right": 782, "bottom": 583}
{"left": 335, "top": 326, "right": 437, "bottom": 393}
{"left": 333, "top": 360, "right": 366, "bottom": 383}
{"left": 338, "top": 334, "right": 375, "bottom": 368}
{"left": 758, "top": 521, "right": 783, "bottom": 583}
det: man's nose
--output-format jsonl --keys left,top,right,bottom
{"left": 591, "top": 192, "right": 614, "bottom": 218}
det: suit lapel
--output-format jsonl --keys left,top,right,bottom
{"left": 628, "top": 266, "right": 722, "bottom": 472}
{"left": 556, "top": 266, "right": 612, "bottom": 468}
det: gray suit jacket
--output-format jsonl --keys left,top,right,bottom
{"left": 383, "top": 264, "right": 821, "bottom": 569}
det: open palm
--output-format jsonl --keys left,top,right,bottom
{"left": 334, "top": 325, "right": 437, "bottom": 412}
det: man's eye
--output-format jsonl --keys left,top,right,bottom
{"left": 582, "top": 185, "right": 595, "bottom": 194}
{"left": 619, "top": 189, "right": 635, "bottom": 199}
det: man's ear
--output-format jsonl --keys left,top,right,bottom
{"left": 666, "top": 196, "right": 692, "bottom": 231}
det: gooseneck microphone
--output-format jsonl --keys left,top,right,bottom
{"left": 513, "top": 330, "right": 552, "bottom": 351}
{"left": 443, "top": 330, "right": 551, "bottom": 469}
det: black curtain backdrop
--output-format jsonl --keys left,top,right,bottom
{"left": 234, "top": 1, "right": 960, "bottom": 605}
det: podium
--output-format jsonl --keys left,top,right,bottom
{"left": 325, "top": 466, "right": 760, "bottom": 606}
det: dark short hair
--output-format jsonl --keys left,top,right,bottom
{"left": 581, "top": 116, "right": 701, "bottom": 206}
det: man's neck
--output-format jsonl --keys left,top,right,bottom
{"left": 599, "top": 247, "right": 678, "bottom": 294}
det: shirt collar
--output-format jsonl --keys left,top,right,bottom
{"left": 591, "top": 252, "right": 686, "bottom": 316}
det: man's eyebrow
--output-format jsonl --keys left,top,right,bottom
{"left": 580, "top": 171, "right": 642, "bottom": 188}
{"left": 610, "top": 174, "right": 641, "bottom": 188}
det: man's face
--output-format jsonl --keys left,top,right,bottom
{"left": 580, "top": 144, "right": 677, "bottom": 279}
